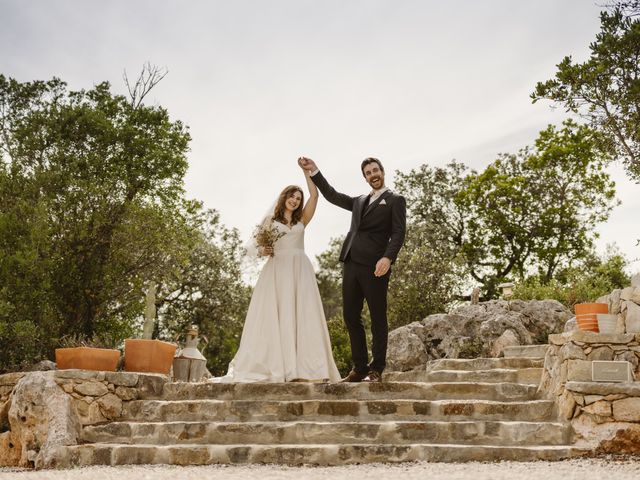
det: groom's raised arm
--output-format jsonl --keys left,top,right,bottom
{"left": 310, "top": 171, "right": 355, "bottom": 212}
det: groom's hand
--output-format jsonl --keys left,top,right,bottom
{"left": 298, "top": 156, "right": 317, "bottom": 171}
{"left": 374, "top": 257, "right": 391, "bottom": 277}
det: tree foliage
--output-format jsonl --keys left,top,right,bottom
{"left": 532, "top": 3, "right": 640, "bottom": 182}
{"left": 513, "top": 247, "right": 630, "bottom": 308}
{"left": 0, "top": 72, "right": 248, "bottom": 372}
{"left": 157, "top": 209, "right": 251, "bottom": 376}
{"left": 395, "top": 121, "right": 616, "bottom": 299}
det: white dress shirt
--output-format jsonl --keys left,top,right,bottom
{"left": 369, "top": 186, "right": 389, "bottom": 202}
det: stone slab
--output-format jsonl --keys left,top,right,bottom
{"left": 427, "top": 358, "right": 544, "bottom": 371}
{"left": 57, "top": 442, "right": 590, "bottom": 467}
{"left": 567, "top": 360, "right": 593, "bottom": 382}
{"left": 82, "top": 420, "right": 572, "bottom": 446}
{"left": 503, "top": 345, "right": 549, "bottom": 359}
{"left": 384, "top": 368, "right": 542, "bottom": 385}
{"left": 122, "top": 398, "right": 557, "bottom": 423}
{"left": 566, "top": 381, "right": 640, "bottom": 396}
{"left": 55, "top": 370, "right": 106, "bottom": 381}
{"left": 552, "top": 332, "right": 636, "bottom": 345}
{"left": 161, "top": 381, "right": 539, "bottom": 402}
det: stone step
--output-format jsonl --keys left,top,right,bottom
{"left": 427, "top": 357, "right": 544, "bottom": 371}
{"left": 384, "top": 368, "right": 542, "bottom": 384}
{"left": 59, "top": 443, "right": 589, "bottom": 466}
{"left": 82, "top": 420, "right": 572, "bottom": 446}
{"left": 123, "top": 398, "right": 557, "bottom": 422}
{"left": 502, "top": 345, "right": 549, "bottom": 359}
{"left": 162, "top": 381, "right": 538, "bottom": 402}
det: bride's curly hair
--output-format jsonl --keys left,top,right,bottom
{"left": 272, "top": 185, "right": 304, "bottom": 226}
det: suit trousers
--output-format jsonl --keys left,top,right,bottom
{"left": 342, "top": 259, "right": 390, "bottom": 374}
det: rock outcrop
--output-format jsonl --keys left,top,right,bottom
{"left": 387, "top": 299, "right": 571, "bottom": 371}
{"left": 5, "top": 371, "right": 81, "bottom": 468}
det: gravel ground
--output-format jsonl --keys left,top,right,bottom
{"left": 1, "top": 457, "right": 639, "bottom": 480}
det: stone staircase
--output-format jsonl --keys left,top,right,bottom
{"left": 58, "top": 347, "right": 589, "bottom": 466}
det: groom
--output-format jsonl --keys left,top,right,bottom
{"left": 299, "top": 157, "right": 406, "bottom": 382}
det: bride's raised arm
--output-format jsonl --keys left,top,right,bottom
{"left": 300, "top": 162, "right": 318, "bottom": 226}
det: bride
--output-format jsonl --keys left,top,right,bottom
{"left": 212, "top": 160, "right": 341, "bottom": 382}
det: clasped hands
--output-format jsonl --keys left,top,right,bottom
{"left": 297, "top": 156, "right": 316, "bottom": 172}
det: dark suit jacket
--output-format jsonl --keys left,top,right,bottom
{"left": 312, "top": 171, "right": 407, "bottom": 266}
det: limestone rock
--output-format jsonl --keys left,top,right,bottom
{"left": 490, "top": 329, "right": 520, "bottom": 357}
{"left": 631, "top": 286, "right": 640, "bottom": 304}
{"left": 587, "top": 346, "right": 614, "bottom": 361}
{"left": 625, "top": 301, "right": 640, "bottom": 333}
{"left": 26, "top": 360, "right": 56, "bottom": 372}
{"left": 386, "top": 327, "right": 428, "bottom": 372}
{"left": 614, "top": 351, "right": 639, "bottom": 373}
{"left": 583, "top": 394, "right": 604, "bottom": 405}
{"left": 511, "top": 299, "right": 571, "bottom": 342}
{"left": 563, "top": 317, "right": 577, "bottom": 333}
{"left": 631, "top": 273, "right": 640, "bottom": 288}
{"left": 582, "top": 400, "right": 612, "bottom": 417}
{"left": 558, "top": 342, "right": 586, "bottom": 363}
{"left": 75, "top": 399, "right": 106, "bottom": 425}
{"left": 115, "top": 386, "right": 138, "bottom": 401}
{"left": 612, "top": 397, "right": 640, "bottom": 422}
{"left": 620, "top": 286, "right": 635, "bottom": 301}
{"left": 96, "top": 393, "right": 122, "bottom": 420}
{"left": 572, "top": 414, "right": 640, "bottom": 452}
{"left": 387, "top": 299, "right": 571, "bottom": 370}
{"left": 610, "top": 289, "right": 622, "bottom": 315}
{"left": 557, "top": 390, "right": 576, "bottom": 420}
{"left": 74, "top": 381, "right": 109, "bottom": 397}
{"left": 136, "top": 374, "right": 167, "bottom": 399}
{"left": 105, "top": 372, "right": 139, "bottom": 387}
{"left": 7, "top": 371, "right": 81, "bottom": 468}
{"left": 598, "top": 424, "right": 640, "bottom": 454}
{"left": 567, "top": 360, "right": 592, "bottom": 382}
{"left": 0, "top": 399, "right": 9, "bottom": 432}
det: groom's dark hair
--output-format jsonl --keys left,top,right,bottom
{"left": 361, "top": 157, "right": 384, "bottom": 176}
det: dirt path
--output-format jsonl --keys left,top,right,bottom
{"left": 1, "top": 457, "right": 639, "bottom": 480}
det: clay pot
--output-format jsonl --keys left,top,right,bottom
{"left": 574, "top": 303, "right": 608, "bottom": 333}
{"left": 55, "top": 347, "right": 120, "bottom": 371}
{"left": 124, "top": 339, "right": 177, "bottom": 374}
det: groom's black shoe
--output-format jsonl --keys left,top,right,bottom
{"left": 340, "top": 370, "right": 368, "bottom": 383}
{"left": 363, "top": 370, "right": 382, "bottom": 383}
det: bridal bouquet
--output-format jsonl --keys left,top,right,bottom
{"left": 253, "top": 222, "right": 285, "bottom": 257}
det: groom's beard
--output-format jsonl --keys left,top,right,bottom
{"left": 368, "top": 176, "right": 384, "bottom": 189}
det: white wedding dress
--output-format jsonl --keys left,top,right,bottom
{"left": 213, "top": 221, "right": 341, "bottom": 383}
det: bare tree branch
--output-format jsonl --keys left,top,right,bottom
{"left": 123, "top": 62, "right": 169, "bottom": 109}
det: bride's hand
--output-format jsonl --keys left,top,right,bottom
{"left": 298, "top": 156, "right": 317, "bottom": 171}
{"left": 260, "top": 246, "right": 274, "bottom": 257}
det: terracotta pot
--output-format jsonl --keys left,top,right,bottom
{"left": 55, "top": 347, "right": 120, "bottom": 372}
{"left": 574, "top": 303, "right": 608, "bottom": 333}
{"left": 124, "top": 339, "right": 177, "bottom": 374}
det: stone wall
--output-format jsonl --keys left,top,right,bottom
{"left": 0, "top": 370, "right": 169, "bottom": 469}
{"left": 596, "top": 282, "right": 640, "bottom": 334}
{"left": 539, "top": 331, "right": 640, "bottom": 453}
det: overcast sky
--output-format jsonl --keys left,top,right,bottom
{"left": 1, "top": 0, "right": 638, "bottom": 275}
